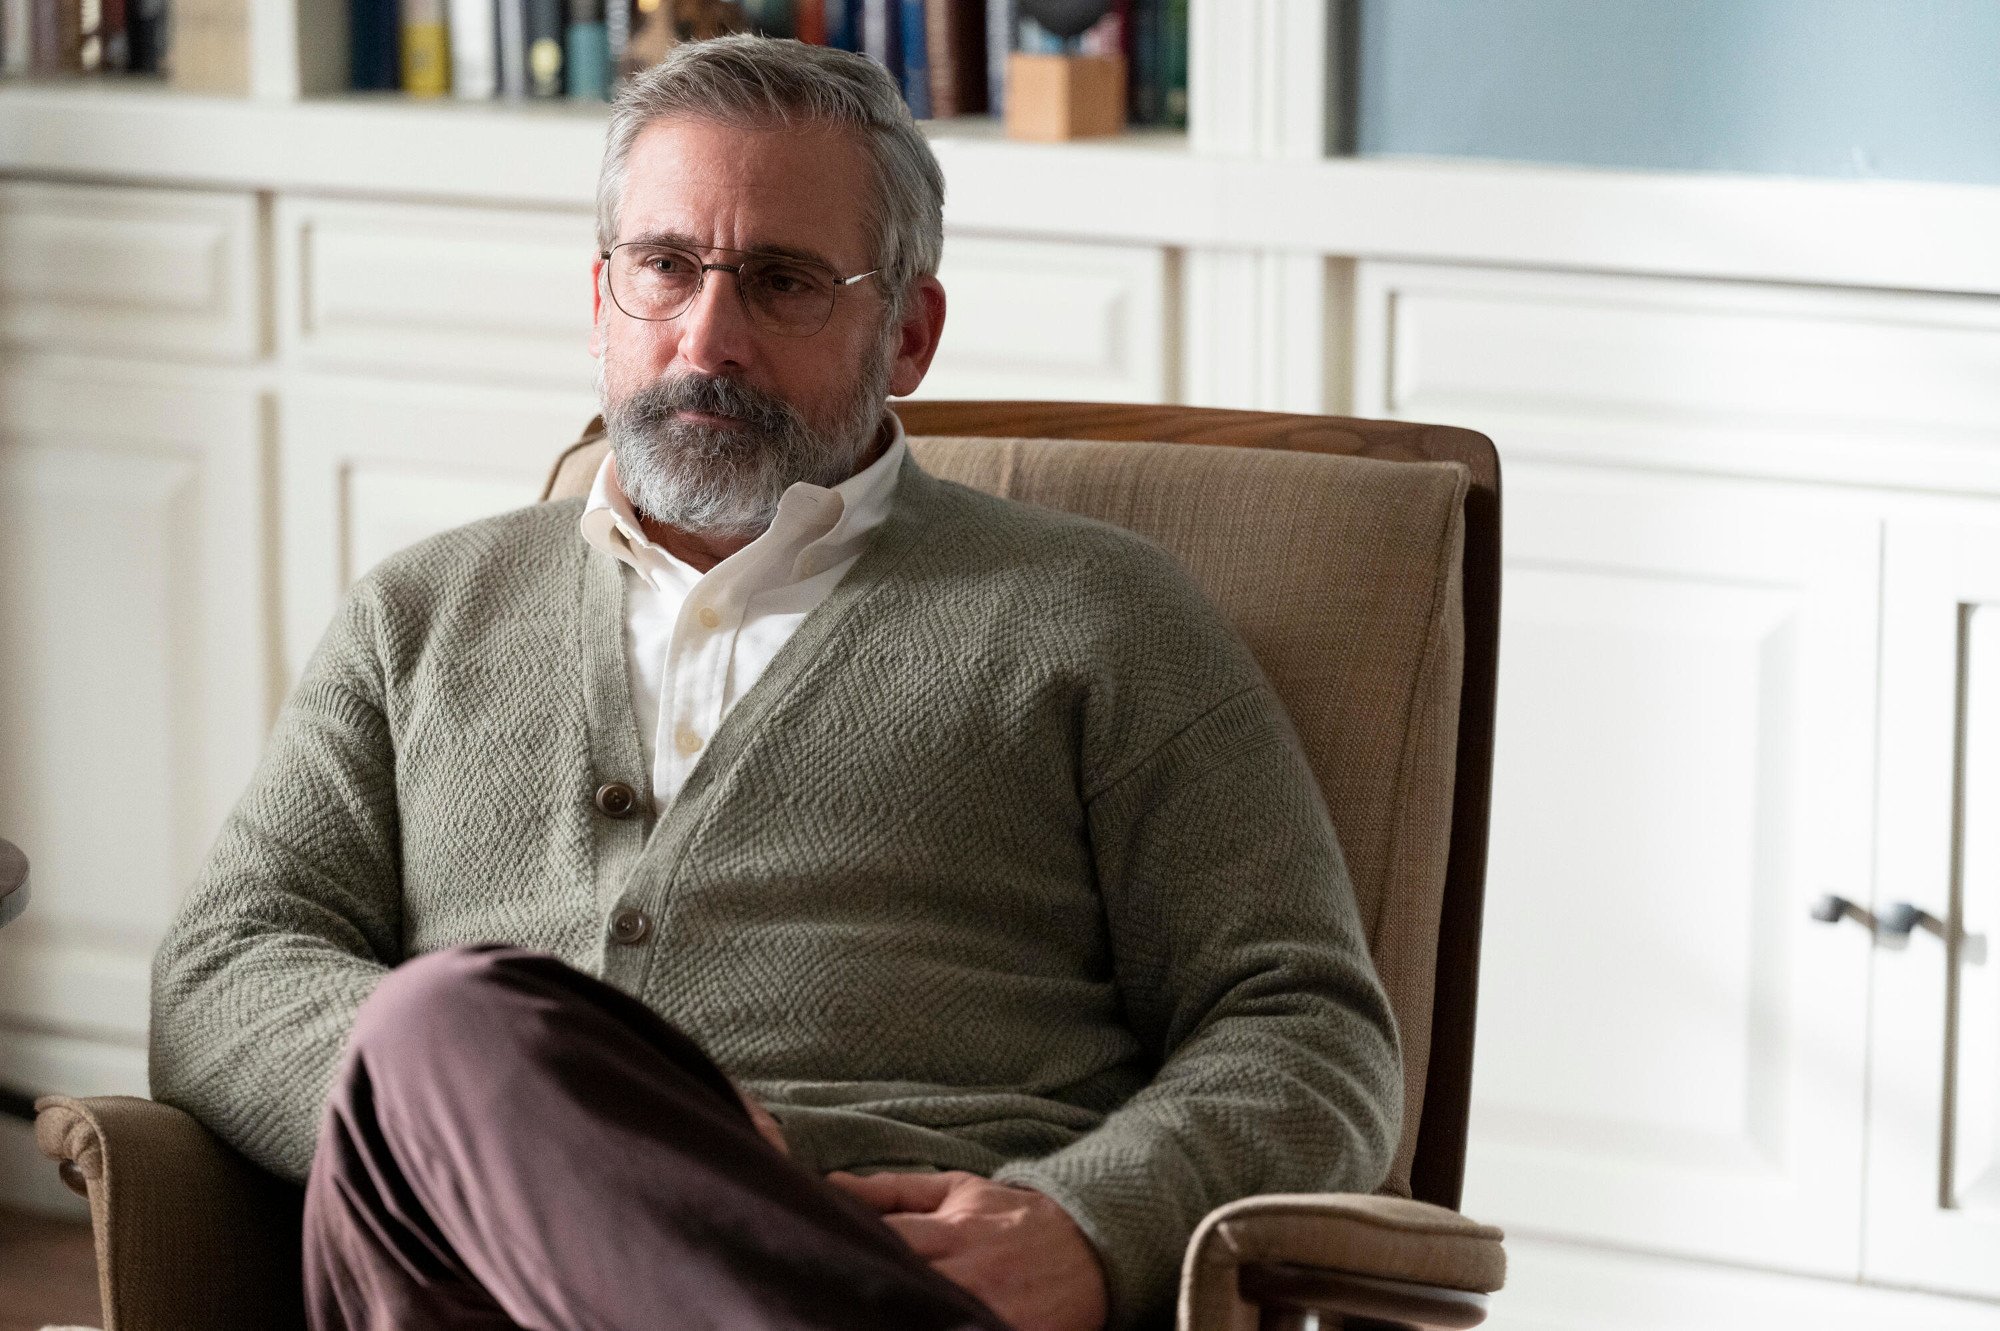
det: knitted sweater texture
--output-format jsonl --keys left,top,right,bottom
{"left": 150, "top": 451, "right": 1402, "bottom": 1328}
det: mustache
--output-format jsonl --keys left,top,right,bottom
{"left": 617, "top": 373, "right": 802, "bottom": 440}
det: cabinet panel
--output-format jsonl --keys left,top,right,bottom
{"left": 278, "top": 379, "right": 596, "bottom": 684}
{"left": 1867, "top": 518, "right": 2000, "bottom": 1299}
{"left": 912, "top": 234, "right": 1170, "bottom": 403}
{"left": 0, "top": 361, "right": 266, "bottom": 1208}
{"left": 1462, "top": 463, "right": 1880, "bottom": 1276}
{"left": 277, "top": 197, "right": 597, "bottom": 389}
{"left": 0, "top": 180, "right": 260, "bottom": 360}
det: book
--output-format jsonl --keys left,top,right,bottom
{"left": 125, "top": 0, "right": 161, "bottom": 71}
{"left": 923, "top": 0, "right": 985, "bottom": 119}
{"left": 858, "top": 0, "right": 898, "bottom": 81}
{"left": 81, "top": 0, "right": 129, "bottom": 71}
{"left": 1161, "top": 0, "right": 1185, "bottom": 127}
{"left": 30, "top": 0, "right": 81, "bottom": 73}
{"left": 496, "top": 0, "right": 527, "bottom": 95}
{"left": 983, "top": 0, "right": 1012, "bottom": 114}
{"left": 1128, "top": 0, "right": 1158, "bottom": 124}
{"left": 526, "top": 0, "right": 563, "bottom": 96}
{"left": 604, "top": 0, "right": 627, "bottom": 77}
{"left": 825, "top": 0, "right": 855, "bottom": 50}
{"left": 448, "top": 0, "right": 497, "bottom": 97}
{"left": 897, "top": 0, "right": 927, "bottom": 117}
{"left": 565, "top": 0, "right": 608, "bottom": 98}
{"left": 742, "top": 0, "right": 790, "bottom": 34}
{"left": 2, "top": 0, "right": 29, "bottom": 76}
{"left": 350, "top": 0, "right": 400, "bottom": 89}
{"left": 401, "top": 0, "right": 450, "bottom": 94}
{"left": 794, "top": 0, "right": 824, "bottom": 45}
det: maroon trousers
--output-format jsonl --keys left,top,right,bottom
{"left": 303, "top": 944, "right": 1011, "bottom": 1331}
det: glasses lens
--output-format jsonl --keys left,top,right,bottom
{"left": 611, "top": 245, "right": 703, "bottom": 320}
{"left": 737, "top": 256, "right": 839, "bottom": 336}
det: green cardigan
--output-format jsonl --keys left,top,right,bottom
{"left": 150, "top": 451, "right": 1401, "bottom": 1328}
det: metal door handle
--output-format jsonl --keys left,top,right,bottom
{"left": 1810, "top": 894, "right": 1876, "bottom": 930}
{"left": 1881, "top": 902, "right": 1988, "bottom": 964}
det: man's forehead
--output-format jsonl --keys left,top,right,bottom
{"left": 617, "top": 117, "right": 877, "bottom": 261}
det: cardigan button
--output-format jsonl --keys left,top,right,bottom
{"left": 608, "top": 907, "right": 652, "bottom": 946}
{"left": 593, "top": 782, "right": 638, "bottom": 818}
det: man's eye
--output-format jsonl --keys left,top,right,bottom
{"left": 752, "top": 265, "right": 818, "bottom": 295}
{"left": 637, "top": 250, "right": 697, "bottom": 275}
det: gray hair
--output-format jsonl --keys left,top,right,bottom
{"left": 596, "top": 35, "right": 945, "bottom": 318}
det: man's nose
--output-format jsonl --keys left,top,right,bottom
{"left": 674, "top": 268, "right": 757, "bottom": 373}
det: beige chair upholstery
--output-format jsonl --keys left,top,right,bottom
{"left": 41, "top": 403, "right": 1504, "bottom": 1331}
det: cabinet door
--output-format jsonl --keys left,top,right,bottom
{"left": 1866, "top": 517, "right": 2000, "bottom": 1299}
{"left": 1461, "top": 462, "right": 1881, "bottom": 1276}
{"left": 278, "top": 380, "right": 596, "bottom": 683}
{"left": 0, "top": 360, "right": 267, "bottom": 1210}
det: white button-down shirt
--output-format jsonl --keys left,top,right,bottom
{"left": 579, "top": 419, "right": 907, "bottom": 809}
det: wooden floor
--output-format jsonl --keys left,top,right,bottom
{"left": 0, "top": 1208, "right": 99, "bottom": 1331}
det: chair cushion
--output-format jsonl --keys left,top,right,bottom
{"left": 908, "top": 436, "right": 1469, "bottom": 1198}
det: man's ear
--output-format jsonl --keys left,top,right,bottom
{"left": 588, "top": 255, "right": 607, "bottom": 358}
{"left": 887, "top": 276, "right": 947, "bottom": 398}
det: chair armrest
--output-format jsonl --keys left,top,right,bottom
{"left": 35, "top": 1095, "right": 308, "bottom": 1331}
{"left": 1177, "top": 1193, "right": 1504, "bottom": 1331}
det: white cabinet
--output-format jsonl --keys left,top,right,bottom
{"left": 1868, "top": 515, "right": 2000, "bottom": 1300}
{"left": 1356, "top": 259, "right": 2000, "bottom": 1323}
{"left": 1465, "top": 463, "right": 1879, "bottom": 1275}
{"left": 0, "top": 357, "right": 269, "bottom": 1212}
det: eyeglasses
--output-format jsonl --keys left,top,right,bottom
{"left": 601, "top": 241, "right": 881, "bottom": 338}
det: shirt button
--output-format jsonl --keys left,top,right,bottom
{"left": 696, "top": 605, "right": 721, "bottom": 629}
{"left": 593, "top": 782, "right": 638, "bottom": 818}
{"left": 674, "top": 727, "right": 703, "bottom": 756}
{"left": 608, "top": 906, "right": 652, "bottom": 946}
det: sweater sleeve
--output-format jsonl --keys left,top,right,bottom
{"left": 990, "top": 686, "right": 1404, "bottom": 1331}
{"left": 149, "top": 583, "right": 403, "bottom": 1184}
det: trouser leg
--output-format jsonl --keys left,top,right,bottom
{"left": 303, "top": 943, "right": 1009, "bottom": 1331}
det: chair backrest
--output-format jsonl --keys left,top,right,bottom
{"left": 542, "top": 401, "right": 1500, "bottom": 1212}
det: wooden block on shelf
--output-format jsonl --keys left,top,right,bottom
{"left": 1004, "top": 52, "right": 1126, "bottom": 142}
{"left": 165, "top": 0, "right": 249, "bottom": 95}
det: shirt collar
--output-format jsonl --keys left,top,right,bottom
{"left": 579, "top": 413, "right": 907, "bottom": 590}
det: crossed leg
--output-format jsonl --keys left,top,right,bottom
{"left": 303, "top": 944, "right": 1010, "bottom": 1331}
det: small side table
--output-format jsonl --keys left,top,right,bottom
{"left": 0, "top": 839, "right": 33, "bottom": 1120}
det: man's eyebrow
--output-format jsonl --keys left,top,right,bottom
{"left": 618, "top": 230, "right": 841, "bottom": 269}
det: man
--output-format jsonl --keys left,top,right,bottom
{"left": 150, "top": 35, "right": 1401, "bottom": 1331}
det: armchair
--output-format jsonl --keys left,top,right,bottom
{"left": 39, "top": 401, "right": 1504, "bottom": 1330}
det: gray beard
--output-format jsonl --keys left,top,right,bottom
{"left": 597, "top": 352, "right": 892, "bottom": 539}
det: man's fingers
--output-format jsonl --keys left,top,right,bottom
{"left": 824, "top": 1169, "right": 957, "bottom": 1213}
{"left": 882, "top": 1212, "right": 959, "bottom": 1260}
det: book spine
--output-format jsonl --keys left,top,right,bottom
{"left": 897, "top": 0, "right": 927, "bottom": 117}
{"left": 525, "top": 0, "right": 562, "bottom": 96}
{"left": 1162, "top": 0, "right": 1186, "bottom": 128}
{"left": 1129, "top": 0, "right": 1158, "bottom": 125}
{"left": 603, "top": 0, "right": 626, "bottom": 77}
{"left": 98, "top": 0, "right": 127, "bottom": 70}
{"left": 924, "top": 0, "right": 983, "bottom": 119}
{"left": 794, "top": 0, "right": 824, "bottom": 45}
{"left": 859, "top": 0, "right": 898, "bottom": 81}
{"left": 31, "top": 0, "right": 81, "bottom": 72}
{"left": 124, "top": 0, "right": 160, "bottom": 70}
{"left": 2, "top": 0, "right": 29, "bottom": 75}
{"left": 447, "top": 0, "right": 496, "bottom": 97}
{"left": 78, "top": 0, "right": 102, "bottom": 70}
{"left": 983, "top": 0, "right": 1011, "bottom": 115}
{"left": 742, "top": 0, "right": 791, "bottom": 35}
{"left": 495, "top": 0, "right": 527, "bottom": 95}
{"left": 564, "top": 0, "right": 607, "bottom": 98}
{"left": 400, "top": 0, "right": 450, "bottom": 94}
{"left": 350, "top": 0, "right": 400, "bottom": 89}
{"left": 825, "top": 0, "right": 855, "bottom": 51}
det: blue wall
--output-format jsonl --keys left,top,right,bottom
{"left": 1354, "top": 0, "right": 2000, "bottom": 185}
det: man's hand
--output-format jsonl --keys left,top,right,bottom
{"left": 825, "top": 1169, "right": 1108, "bottom": 1331}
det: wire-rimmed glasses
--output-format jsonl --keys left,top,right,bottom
{"left": 601, "top": 241, "right": 881, "bottom": 338}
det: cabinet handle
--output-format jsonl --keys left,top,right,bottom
{"left": 1880, "top": 902, "right": 1988, "bottom": 963}
{"left": 1809, "top": 894, "right": 1876, "bottom": 930}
